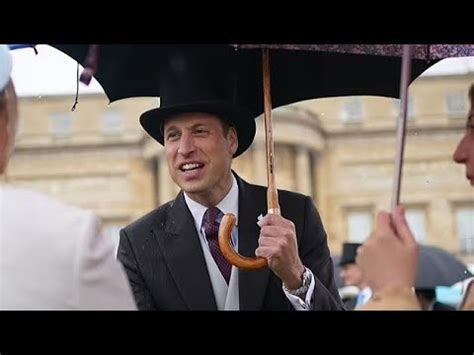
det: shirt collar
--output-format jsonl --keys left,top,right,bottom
{"left": 184, "top": 174, "right": 239, "bottom": 231}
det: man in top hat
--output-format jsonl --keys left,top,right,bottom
{"left": 338, "top": 242, "right": 371, "bottom": 309}
{"left": 0, "top": 45, "right": 136, "bottom": 310}
{"left": 117, "top": 45, "right": 343, "bottom": 310}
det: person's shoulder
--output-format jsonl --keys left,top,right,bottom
{"left": 239, "top": 178, "right": 314, "bottom": 217}
{"left": 1, "top": 185, "right": 96, "bottom": 221}
{"left": 123, "top": 199, "right": 175, "bottom": 235}
{"left": 1, "top": 185, "right": 101, "bottom": 271}
{"left": 278, "top": 188, "right": 310, "bottom": 202}
{"left": 242, "top": 179, "right": 310, "bottom": 202}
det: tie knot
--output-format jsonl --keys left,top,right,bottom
{"left": 204, "top": 206, "right": 221, "bottom": 224}
{"left": 203, "top": 207, "right": 222, "bottom": 238}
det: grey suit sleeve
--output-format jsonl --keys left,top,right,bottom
{"left": 117, "top": 228, "right": 156, "bottom": 310}
{"left": 300, "top": 196, "right": 344, "bottom": 310}
{"left": 75, "top": 213, "right": 137, "bottom": 310}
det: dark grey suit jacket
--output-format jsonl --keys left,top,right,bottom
{"left": 118, "top": 173, "right": 343, "bottom": 310}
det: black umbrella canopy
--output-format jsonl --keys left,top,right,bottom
{"left": 53, "top": 44, "right": 163, "bottom": 102}
{"left": 416, "top": 245, "right": 472, "bottom": 289}
{"left": 52, "top": 44, "right": 437, "bottom": 118}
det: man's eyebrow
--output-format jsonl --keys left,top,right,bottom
{"left": 181, "top": 123, "right": 209, "bottom": 130}
{"left": 190, "top": 122, "right": 208, "bottom": 127}
{"left": 164, "top": 123, "right": 206, "bottom": 134}
{"left": 164, "top": 125, "right": 178, "bottom": 133}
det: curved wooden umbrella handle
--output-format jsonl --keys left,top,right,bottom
{"left": 218, "top": 213, "right": 267, "bottom": 270}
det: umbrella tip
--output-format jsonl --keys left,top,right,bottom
{"left": 79, "top": 67, "right": 94, "bottom": 86}
{"left": 79, "top": 44, "right": 99, "bottom": 86}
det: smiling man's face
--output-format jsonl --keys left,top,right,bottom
{"left": 164, "top": 112, "right": 238, "bottom": 206}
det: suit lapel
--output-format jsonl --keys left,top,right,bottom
{"left": 154, "top": 192, "right": 217, "bottom": 310}
{"left": 235, "top": 174, "right": 271, "bottom": 310}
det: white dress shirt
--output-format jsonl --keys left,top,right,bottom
{"left": 183, "top": 174, "right": 315, "bottom": 310}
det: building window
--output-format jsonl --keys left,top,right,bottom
{"left": 50, "top": 112, "right": 72, "bottom": 137}
{"left": 102, "top": 109, "right": 124, "bottom": 135}
{"left": 456, "top": 207, "right": 474, "bottom": 254}
{"left": 393, "top": 96, "right": 415, "bottom": 120}
{"left": 341, "top": 97, "right": 363, "bottom": 123}
{"left": 405, "top": 208, "right": 426, "bottom": 244}
{"left": 446, "top": 91, "right": 467, "bottom": 118}
{"left": 347, "top": 209, "right": 373, "bottom": 243}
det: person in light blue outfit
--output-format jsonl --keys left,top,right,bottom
{"left": 0, "top": 44, "right": 136, "bottom": 310}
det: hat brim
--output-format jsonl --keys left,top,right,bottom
{"left": 140, "top": 101, "right": 256, "bottom": 157}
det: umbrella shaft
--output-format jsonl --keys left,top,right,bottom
{"left": 263, "top": 49, "right": 281, "bottom": 215}
{"left": 391, "top": 45, "right": 413, "bottom": 212}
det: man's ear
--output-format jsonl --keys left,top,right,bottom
{"left": 228, "top": 126, "right": 238, "bottom": 156}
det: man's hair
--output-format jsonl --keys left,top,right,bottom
{"left": 219, "top": 115, "right": 234, "bottom": 136}
{"left": 469, "top": 84, "right": 474, "bottom": 102}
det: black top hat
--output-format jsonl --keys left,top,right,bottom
{"left": 339, "top": 242, "right": 362, "bottom": 266}
{"left": 140, "top": 45, "right": 256, "bottom": 157}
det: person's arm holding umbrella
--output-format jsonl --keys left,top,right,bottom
{"left": 355, "top": 206, "right": 421, "bottom": 310}
{"left": 355, "top": 82, "right": 474, "bottom": 310}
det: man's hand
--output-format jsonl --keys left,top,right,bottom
{"left": 255, "top": 214, "right": 305, "bottom": 289}
{"left": 356, "top": 205, "right": 419, "bottom": 293}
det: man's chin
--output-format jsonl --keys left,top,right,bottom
{"left": 180, "top": 181, "right": 206, "bottom": 194}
